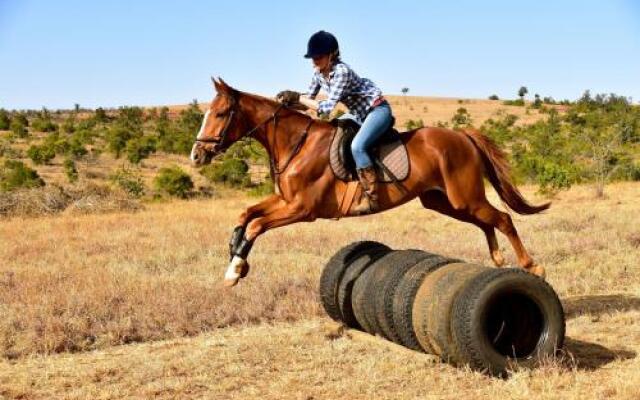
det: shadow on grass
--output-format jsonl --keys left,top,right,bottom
{"left": 563, "top": 338, "right": 636, "bottom": 371}
{"left": 562, "top": 294, "right": 640, "bottom": 319}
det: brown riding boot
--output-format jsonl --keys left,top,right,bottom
{"left": 352, "top": 166, "right": 378, "bottom": 215}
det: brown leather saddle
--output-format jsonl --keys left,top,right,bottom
{"left": 329, "top": 118, "right": 410, "bottom": 182}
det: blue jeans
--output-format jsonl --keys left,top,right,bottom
{"left": 349, "top": 102, "right": 394, "bottom": 169}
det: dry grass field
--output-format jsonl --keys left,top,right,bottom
{"left": 0, "top": 181, "right": 638, "bottom": 399}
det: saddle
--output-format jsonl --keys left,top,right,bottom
{"left": 329, "top": 118, "right": 410, "bottom": 182}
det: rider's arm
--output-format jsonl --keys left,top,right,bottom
{"left": 299, "top": 95, "right": 319, "bottom": 111}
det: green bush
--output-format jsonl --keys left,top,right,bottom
{"left": 502, "top": 99, "right": 525, "bottom": 106}
{"left": 61, "top": 116, "right": 76, "bottom": 133}
{"left": 107, "top": 125, "right": 135, "bottom": 158}
{"left": 451, "top": 107, "right": 473, "bottom": 129}
{"left": 126, "top": 136, "right": 156, "bottom": 164}
{"left": 488, "top": 95, "right": 499, "bottom": 100}
{"left": 248, "top": 177, "right": 275, "bottom": 197}
{"left": 154, "top": 165, "right": 193, "bottom": 198}
{"left": 199, "top": 158, "right": 250, "bottom": 188}
{"left": 110, "top": 167, "right": 145, "bottom": 198}
{"left": 10, "top": 120, "right": 28, "bottom": 138}
{"left": 536, "top": 162, "right": 573, "bottom": 196}
{"left": 404, "top": 118, "right": 424, "bottom": 130}
{"left": 13, "top": 113, "right": 28, "bottom": 127}
{"left": 0, "top": 109, "right": 10, "bottom": 130}
{"left": 26, "top": 144, "right": 56, "bottom": 165}
{"left": 63, "top": 158, "right": 78, "bottom": 183}
{"left": 0, "top": 160, "right": 45, "bottom": 192}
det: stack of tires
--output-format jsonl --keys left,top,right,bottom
{"left": 319, "top": 241, "right": 565, "bottom": 376}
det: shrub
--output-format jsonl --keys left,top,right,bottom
{"left": 107, "top": 125, "right": 135, "bottom": 158}
{"left": 10, "top": 120, "right": 28, "bottom": 138}
{"left": 110, "top": 167, "right": 145, "bottom": 198}
{"left": 126, "top": 136, "right": 157, "bottom": 164}
{"left": 199, "top": 158, "right": 250, "bottom": 188}
{"left": 488, "top": 95, "right": 499, "bottom": 100}
{"left": 154, "top": 165, "right": 193, "bottom": 198}
{"left": 94, "top": 107, "right": 109, "bottom": 123}
{"left": 0, "top": 160, "right": 45, "bottom": 192}
{"left": 66, "top": 136, "right": 88, "bottom": 159}
{"left": 248, "top": 177, "right": 275, "bottom": 197}
{"left": 63, "top": 158, "right": 78, "bottom": 183}
{"left": 13, "top": 113, "right": 28, "bottom": 127}
{"left": 502, "top": 99, "right": 525, "bottom": 107}
{"left": 404, "top": 118, "right": 424, "bottom": 130}
{"left": 451, "top": 107, "right": 473, "bottom": 129}
{"left": 31, "top": 110, "right": 58, "bottom": 132}
{"left": 61, "top": 116, "right": 76, "bottom": 133}
{"left": 536, "top": 162, "right": 573, "bottom": 196}
{"left": 26, "top": 144, "right": 56, "bottom": 165}
{"left": 0, "top": 109, "right": 10, "bottom": 130}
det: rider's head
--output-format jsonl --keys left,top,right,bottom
{"left": 304, "top": 30, "right": 340, "bottom": 72}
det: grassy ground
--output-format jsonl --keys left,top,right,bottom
{"left": 0, "top": 182, "right": 638, "bottom": 398}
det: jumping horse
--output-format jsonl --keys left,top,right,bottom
{"left": 191, "top": 78, "right": 549, "bottom": 287}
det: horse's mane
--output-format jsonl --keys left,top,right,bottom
{"left": 237, "top": 89, "right": 334, "bottom": 129}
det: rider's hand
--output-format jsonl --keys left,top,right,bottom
{"left": 276, "top": 90, "right": 300, "bottom": 105}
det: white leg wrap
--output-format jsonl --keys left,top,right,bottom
{"left": 225, "top": 256, "right": 245, "bottom": 281}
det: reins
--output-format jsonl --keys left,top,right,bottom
{"left": 196, "top": 96, "right": 314, "bottom": 177}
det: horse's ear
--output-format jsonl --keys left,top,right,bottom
{"left": 211, "top": 76, "right": 221, "bottom": 92}
{"left": 218, "top": 77, "right": 232, "bottom": 92}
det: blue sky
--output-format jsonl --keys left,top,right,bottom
{"left": 1, "top": 0, "right": 639, "bottom": 109}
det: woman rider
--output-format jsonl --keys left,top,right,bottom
{"left": 276, "top": 30, "right": 394, "bottom": 214}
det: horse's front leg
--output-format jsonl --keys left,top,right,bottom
{"left": 224, "top": 199, "right": 313, "bottom": 287}
{"left": 228, "top": 195, "right": 282, "bottom": 260}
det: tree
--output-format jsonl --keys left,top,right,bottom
{"left": 518, "top": 86, "right": 528, "bottom": 101}
{"left": 488, "top": 94, "right": 499, "bottom": 100}
{"left": 401, "top": 87, "right": 409, "bottom": 95}
{"left": 533, "top": 94, "right": 542, "bottom": 109}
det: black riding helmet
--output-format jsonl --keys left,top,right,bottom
{"left": 304, "top": 30, "right": 339, "bottom": 58}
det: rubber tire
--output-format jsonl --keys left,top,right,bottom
{"left": 351, "top": 261, "right": 379, "bottom": 334}
{"left": 373, "top": 250, "right": 433, "bottom": 343}
{"left": 337, "top": 247, "right": 392, "bottom": 329}
{"left": 451, "top": 268, "right": 566, "bottom": 376}
{"left": 413, "top": 263, "right": 487, "bottom": 360}
{"left": 319, "top": 241, "right": 390, "bottom": 322}
{"left": 391, "top": 256, "right": 457, "bottom": 351}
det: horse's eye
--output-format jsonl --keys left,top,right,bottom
{"left": 215, "top": 111, "right": 227, "bottom": 118}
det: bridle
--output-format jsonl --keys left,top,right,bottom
{"left": 194, "top": 93, "right": 314, "bottom": 177}
{"left": 194, "top": 93, "right": 284, "bottom": 150}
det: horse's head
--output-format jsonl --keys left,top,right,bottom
{"left": 190, "top": 77, "right": 246, "bottom": 166}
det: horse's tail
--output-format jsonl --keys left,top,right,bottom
{"left": 461, "top": 128, "right": 550, "bottom": 215}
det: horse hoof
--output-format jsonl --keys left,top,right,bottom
{"left": 223, "top": 277, "right": 240, "bottom": 287}
{"left": 528, "top": 264, "right": 546, "bottom": 279}
{"left": 224, "top": 256, "right": 250, "bottom": 287}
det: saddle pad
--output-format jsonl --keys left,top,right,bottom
{"left": 329, "top": 126, "right": 410, "bottom": 183}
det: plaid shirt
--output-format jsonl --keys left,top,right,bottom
{"left": 307, "top": 61, "right": 382, "bottom": 123}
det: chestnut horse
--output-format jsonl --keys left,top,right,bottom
{"left": 191, "top": 78, "right": 549, "bottom": 287}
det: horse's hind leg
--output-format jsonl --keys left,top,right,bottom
{"left": 419, "top": 190, "right": 505, "bottom": 267}
{"left": 438, "top": 164, "right": 545, "bottom": 277}
{"left": 468, "top": 201, "right": 545, "bottom": 277}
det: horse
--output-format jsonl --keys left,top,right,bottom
{"left": 191, "top": 78, "right": 550, "bottom": 287}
